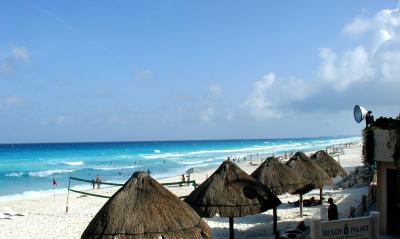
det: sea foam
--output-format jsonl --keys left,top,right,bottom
{"left": 62, "top": 161, "right": 84, "bottom": 166}
{"left": 5, "top": 172, "right": 25, "bottom": 177}
{"left": 0, "top": 184, "right": 93, "bottom": 202}
{"left": 94, "top": 165, "right": 139, "bottom": 171}
{"left": 28, "top": 169, "right": 75, "bottom": 177}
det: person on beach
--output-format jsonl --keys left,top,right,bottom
{"left": 328, "top": 198, "right": 338, "bottom": 221}
{"left": 181, "top": 174, "right": 185, "bottom": 183}
{"left": 288, "top": 197, "right": 319, "bottom": 207}
{"left": 296, "top": 221, "right": 307, "bottom": 231}
{"left": 305, "top": 197, "right": 319, "bottom": 206}
{"left": 348, "top": 206, "right": 356, "bottom": 218}
{"left": 274, "top": 230, "right": 281, "bottom": 239}
{"left": 95, "top": 175, "right": 102, "bottom": 189}
{"left": 92, "top": 179, "right": 95, "bottom": 189}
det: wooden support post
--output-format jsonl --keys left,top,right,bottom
{"left": 273, "top": 207, "right": 278, "bottom": 234}
{"left": 300, "top": 194, "right": 303, "bottom": 217}
{"left": 66, "top": 175, "right": 71, "bottom": 213}
{"left": 319, "top": 187, "right": 323, "bottom": 205}
{"left": 229, "top": 217, "right": 234, "bottom": 239}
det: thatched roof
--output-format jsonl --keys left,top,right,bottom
{"left": 81, "top": 172, "right": 211, "bottom": 239}
{"left": 184, "top": 160, "right": 281, "bottom": 218}
{"left": 310, "top": 150, "right": 347, "bottom": 178}
{"left": 251, "top": 157, "right": 308, "bottom": 195}
{"left": 286, "top": 152, "right": 332, "bottom": 194}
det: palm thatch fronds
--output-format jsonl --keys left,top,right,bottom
{"left": 184, "top": 160, "right": 281, "bottom": 218}
{"left": 251, "top": 157, "right": 308, "bottom": 233}
{"left": 310, "top": 150, "right": 347, "bottom": 178}
{"left": 251, "top": 157, "right": 308, "bottom": 195}
{"left": 286, "top": 152, "right": 332, "bottom": 194}
{"left": 81, "top": 172, "right": 211, "bottom": 239}
{"left": 310, "top": 150, "right": 347, "bottom": 206}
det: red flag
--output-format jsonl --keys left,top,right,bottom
{"left": 52, "top": 177, "right": 58, "bottom": 186}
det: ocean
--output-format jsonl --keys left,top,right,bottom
{"left": 0, "top": 136, "right": 361, "bottom": 201}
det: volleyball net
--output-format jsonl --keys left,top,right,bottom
{"left": 65, "top": 176, "right": 198, "bottom": 212}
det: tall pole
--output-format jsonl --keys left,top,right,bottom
{"left": 229, "top": 217, "right": 234, "bottom": 239}
{"left": 273, "top": 207, "right": 278, "bottom": 234}
{"left": 300, "top": 194, "right": 303, "bottom": 217}
{"left": 52, "top": 176, "right": 56, "bottom": 202}
{"left": 66, "top": 174, "right": 71, "bottom": 213}
{"left": 319, "top": 187, "right": 323, "bottom": 205}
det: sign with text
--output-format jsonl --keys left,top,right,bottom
{"left": 320, "top": 217, "right": 371, "bottom": 239}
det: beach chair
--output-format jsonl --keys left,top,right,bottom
{"left": 0, "top": 212, "right": 11, "bottom": 219}
{"left": 3, "top": 207, "right": 24, "bottom": 216}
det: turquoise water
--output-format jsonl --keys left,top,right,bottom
{"left": 0, "top": 136, "right": 361, "bottom": 200}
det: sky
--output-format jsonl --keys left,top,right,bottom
{"left": 1, "top": 0, "right": 400, "bottom": 143}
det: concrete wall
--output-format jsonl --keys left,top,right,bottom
{"left": 376, "top": 161, "right": 396, "bottom": 234}
{"left": 373, "top": 129, "right": 396, "bottom": 163}
{"left": 372, "top": 129, "right": 399, "bottom": 234}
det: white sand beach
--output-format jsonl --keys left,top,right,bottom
{"left": 0, "top": 144, "right": 367, "bottom": 239}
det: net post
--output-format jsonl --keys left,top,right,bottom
{"left": 66, "top": 174, "right": 71, "bottom": 213}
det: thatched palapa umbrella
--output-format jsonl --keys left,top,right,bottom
{"left": 286, "top": 152, "right": 332, "bottom": 217}
{"left": 184, "top": 160, "right": 281, "bottom": 239}
{"left": 252, "top": 157, "right": 308, "bottom": 195}
{"left": 81, "top": 172, "right": 211, "bottom": 239}
{"left": 251, "top": 157, "right": 308, "bottom": 233}
{"left": 310, "top": 150, "right": 347, "bottom": 204}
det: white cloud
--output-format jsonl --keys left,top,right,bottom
{"left": 209, "top": 83, "right": 223, "bottom": 96}
{"left": 11, "top": 46, "right": 29, "bottom": 61}
{"left": 281, "top": 77, "right": 314, "bottom": 101}
{"left": 319, "top": 46, "right": 375, "bottom": 91}
{"left": 200, "top": 106, "right": 214, "bottom": 122}
{"left": 344, "top": 7, "right": 400, "bottom": 53}
{"left": 319, "top": 4, "right": 400, "bottom": 91}
{"left": 319, "top": 48, "right": 337, "bottom": 82}
{"left": 0, "top": 96, "right": 25, "bottom": 109}
{"left": 243, "top": 73, "right": 281, "bottom": 120}
{"left": 242, "top": 73, "right": 315, "bottom": 120}
{"left": 236, "top": 4, "right": 400, "bottom": 118}
{"left": 56, "top": 115, "right": 65, "bottom": 126}
{"left": 226, "top": 111, "right": 236, "bottom": 121}
{"left": 1, "top": 46, "right": 29, "bottom": 75}
{"left": 133, "top": 70, "right": 153, "bottom": 81}
{"left": 379, "top": 49, "right": 400, "bottom": 81}
{"left": 4, "top": 96, "right": 24, "bottom": 106}
{"left": 343, "top": 17, "right": 372, "bottom": 35}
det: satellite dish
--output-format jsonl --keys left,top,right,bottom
{"left": 354, "top": 105, "right": 368, "bottom": 123}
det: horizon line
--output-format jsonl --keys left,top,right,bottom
{"left": 0, "top": 134, "right": 361, "bottom": 146}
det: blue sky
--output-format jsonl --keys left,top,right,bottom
{"left": 1, "top": 0, "right": 399, "bottom": 143}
